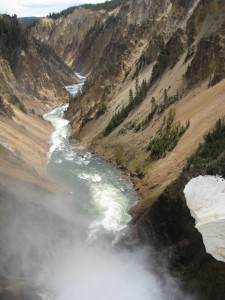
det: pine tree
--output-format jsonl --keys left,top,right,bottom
{"left": 135, "top": 77, "right": 140, "bottom": 99}
{"left": 129, "top": 89, "right": 133, "bottom": 102}
{"left": 164, "top": 89, "right": 168, "bottom": 102}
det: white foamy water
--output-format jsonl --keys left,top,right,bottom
{"left": 184, "top": 175, "right": 225, "bottom": 262}
{"left": 65, "top": 72, "right": 86, "bottom": 96}
{"left": 43, "top": 75, "right": 136, "bottom": 241}
{"left": 43, "top": 104, "right": 70, "bottom": 158}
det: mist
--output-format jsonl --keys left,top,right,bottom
{"left": 0, "top": 81, "right": 196, "bottom": 299}
{"left": 0, "top": 84, "right": 197, "bottom": 299}
{"left": 0, "top": 182, "right": 194, "bottom": 300}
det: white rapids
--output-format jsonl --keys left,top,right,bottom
{"left": 65, "top": 72, "right": 86, "bottom": 96}
{"left": 43, "top": 74, "right": 136, "bottom": 243}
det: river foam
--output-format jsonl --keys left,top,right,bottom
{"left": 65, "top": 72, "right": 86, "bottom": 96}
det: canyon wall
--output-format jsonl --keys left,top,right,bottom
{"left": 0, "top": 14, "right": 75, "bottom": 190}
{"left": 33, "top": 0, "right": 225, "bottom": 297}
{"left": 2, "top": 0, "right": 225, "bottom": 298}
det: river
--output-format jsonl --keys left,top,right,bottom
{"left": 43, "top": 103, "right": 136, "bottom": 243}
{"left": 37, "top": 75, "right": 192, "bottom": 300}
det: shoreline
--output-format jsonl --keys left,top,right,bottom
{"left": 69, "top": 137, "right": 145, "bottom": 214}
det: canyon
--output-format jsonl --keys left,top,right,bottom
{"left": 0, "top": 0, "right": 225, "bottom": 298}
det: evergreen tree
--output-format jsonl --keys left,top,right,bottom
{"left": 164, "top": 89, "right": 168, "bottom": 102}
{"left": 129, "top": 89, "right": 133, "bottom": 102}
{"left": 135, "top": 77, "right": 140, "bottom": 99}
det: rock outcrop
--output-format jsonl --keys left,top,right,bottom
{"left": 31, "top": 8, "right": 107, "bottom": 69}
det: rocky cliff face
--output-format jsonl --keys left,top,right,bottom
{"left": 62, "top": 0, "right": 225, "bottom": 194}
{"left": 31, "top": 8, "right": 107, "bottom": 69}
{"left": 0, "top": 15, "right": 76, "bottom": 105}
{"left": 0, "top": 14, "right": 75, "bottom": 191}
{"left": 31, "top": 0, "right": 191, "bottom": 73}
{"left": 131, "top": 123, "right": 225, "bottom": 299}
{"left": 129, "top": 0, "right": 171, "bottom": 24}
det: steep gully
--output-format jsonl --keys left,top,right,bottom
{"left": 35, "top": 75, "right": 194, "bottom": 299}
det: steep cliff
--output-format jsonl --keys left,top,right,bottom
{"left": 31, "top": 8, "right": 107, "bottom": 69}
{"left": 131, "top": 120, "right": 225, "bottom": 299}
{"left": 0, "top": 14, "right": 75, "bottom": 190}
{"left": 0, "top": 15, "right": 76, "bottom": 104}
{"left": 64, "top": 0, "right": 225, "bottom": 201}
